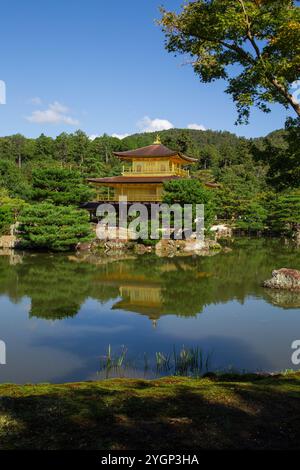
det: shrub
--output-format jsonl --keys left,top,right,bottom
{"left": 236, "top": 201, "right": 268, "bottom": 232}
{"left": 31, "top": 167, "right": 94, "bottom": 205}
{"left": 0, "top": 189, "right": 26, "bottom": 235}
{"left": 268, "top": 189, "right": 300, "bottom": 235}
{"left": 18, "top": 203, "right": 93, "bottom": 251}
{"left": 163, "top": 179, "right": 216, "bottom": 229}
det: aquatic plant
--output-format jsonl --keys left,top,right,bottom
{"left": 99, "top": 345, "right": 212, "bottom": 379}
{"left": 155, "top": 352, "right": 171, "bottom": 372}
{"left": 173, "top": 346, "right": 212, "bottom": 377}
{"left": 99, "top": 344, "right": 128, "bottom": 378}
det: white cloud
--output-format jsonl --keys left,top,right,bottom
{"left": 29, "top": 97, "right": 42, "bottom": 105}
{"left": 137, "top": 116, "right": 174, "bottom": 133}
{"left": 90, "top": 133, "right": 129, "bottom": 140}
{"left": 26, "top": 101, "right": 79, "bottom": 125}
{"left": 187, "top": 123, "right": 206, "bottom": 131}
{"left": 89, "top": 134, "right": 99, "bottom": 141}
{"left": 111, "top": 133, "right": 129, "bottom": 140}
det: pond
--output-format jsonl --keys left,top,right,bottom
{"left": 0, "top": 238, "right": 299, "bottom": 383}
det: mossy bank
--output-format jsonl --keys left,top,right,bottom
{"left": 0, "top": 372, "right": 300, "bottom": 450}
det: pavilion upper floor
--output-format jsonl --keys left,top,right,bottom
{"left": 121, "top": 158, "right": 190, "bottom": 177}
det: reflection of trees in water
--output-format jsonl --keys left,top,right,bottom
{"left": 110, "top": 239, "right": 300, "bottom": 316}
{"left": 0, "top": 256, "right": 96, "bottom": 319}
{"left": 0, "top": 256, "right": 23, "bottom": 303}
{"left": 0, "top": 238, "right": 298, "bottom": 320}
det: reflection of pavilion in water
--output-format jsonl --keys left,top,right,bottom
{"left": 92, "top": 259, "right": 218, "bottom": 324}
{"left": 113, "top": 285, "right": 163, "bottom": 328}
{"left": 93, "top": 262, "right": 184, "bottom": 327}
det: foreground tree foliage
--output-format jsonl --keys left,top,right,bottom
{"left": 268, "top": 189, "right": 300, "bottom": 235}
{"left": 0, "top": 159, "right": 31, "bottom": 199}
{"left": 212, "top": 158, "right": 269, "bottom": 225}
{"left": 236, "top": 201, "right": 268, "bottom": 231}
{"left": 0, "top": 189, "right": 26, "bottom": 235}
{"left": 160, "top": 0, "right": 300, "bottom": 123}
{"left": 31, "top": 167, "right": 95, "bottom": 206}
{"left": 163, "top": 179, "right": 216, "bottom": 228}
{"left": 252, "top": 118, "right": 300, "bottom": 190}
{"left": 19, "top": 203, "right": 93, "bottom": 251}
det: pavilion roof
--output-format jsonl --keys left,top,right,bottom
{"left": 113, "top": 143, "right": 197, "bottom": 163}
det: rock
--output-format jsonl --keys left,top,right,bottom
{"left": 69, "top": 252, "right": 136, "bottom": 265}
{"left": 155, "top": 236, "right": 223, "bottom": 257}
{"left": 105, "top": 241, "right": 132, "bottom": 251}
{"left": 183, "top": 239, "right": 205, "bottom": 252}
{"left": 155, "top": 239, "right": 177, "bottom": 257}
{"left": 76, "top": 242, "right": 92, "bottom": 252}
{"left": 210, "top": 224, "right": 232, "bottom": 239}
{"left": 95, "top": 225, "right": 136, "bottom": 241}
{"left": 263, "top": 268, "right": 300, "bottom": 291}
{"left": 206, "top": 239, "right": 222, "bottom": 250}
{"left": 90, "top": 238, "right": 134, "bottom": 255}
{"left": 293, "top": 227, "right": 300, "bottom": 246}
{"left": 0, "top": 235, "right": 17, "bottom": 249}
{"left": 133, "top": 244, "right": 152, "bottom": 255}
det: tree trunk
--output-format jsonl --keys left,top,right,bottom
{"left": 291, "top": 99, "right": 300, "bottom": 117}
{"left": 270, "top": 78, "right": 300, "bottom": 117}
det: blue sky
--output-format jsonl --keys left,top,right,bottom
{"left": 0, "top": 0, "right": 294, "bottom": 139}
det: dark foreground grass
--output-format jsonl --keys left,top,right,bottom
{"left": 0, "top": 372, "right": 300, "bottom": 450}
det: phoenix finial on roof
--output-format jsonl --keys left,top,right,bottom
{"left": 153, "top": 134, "right": 161, "bottom": 145}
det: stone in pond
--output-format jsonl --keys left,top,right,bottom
{"left": 263, "top": 268, "right": 300, "bottom": 291}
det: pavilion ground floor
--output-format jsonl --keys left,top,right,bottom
{"left": 94, "top": 182, "right": 164, "bottom": 203}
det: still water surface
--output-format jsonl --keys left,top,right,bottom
{"left": 0, "top": 238, "right": 299, "bottom": 383}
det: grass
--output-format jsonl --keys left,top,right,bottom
{"left": 99, "top": 345, "right": 212, "bottom": 378}
{"left": 0, "top": 371, "right": 300, "bottom": 449}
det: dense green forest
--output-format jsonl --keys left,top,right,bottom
{"left": 0, "top": 123, "right": 299, "bottom": 250}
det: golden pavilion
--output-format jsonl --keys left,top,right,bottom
{"left": 87, "top": 137, "right": 197, "bottom": 203}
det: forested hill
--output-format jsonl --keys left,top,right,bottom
{"left": 0, "top": 127, "right": 287, "bottom": 166}
{"left": 0, "top": 126, "right": 292, "bottom": 188}
{"left": 122, "top": 128, "right": 287, "bottom": 155}
{"left": 0, "top": 125, "right": 295, "bottom": 202}
{"left": 122, "top": 128, "right": 248, "bottom": 155}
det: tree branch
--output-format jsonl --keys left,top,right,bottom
{"left": 237, "top": 0, "right": 300, "bottom": 116}
{"left": 270, "top": 77, "right": 300, "bottom": 116}
{"left": 219, "top": 40, "right": 256, "bottom": 64}
{"left": 188, "top": 30, "right": 256, "bottom": 65}
{"left": 237, "top": 0, "right": 262, "bottom": 59}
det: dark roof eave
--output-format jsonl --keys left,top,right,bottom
{"left": 87, "top": 176, "right": 182, "bottom": 184}
{"left": 178, "top": 152, "right": 198, "bottom": 163}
